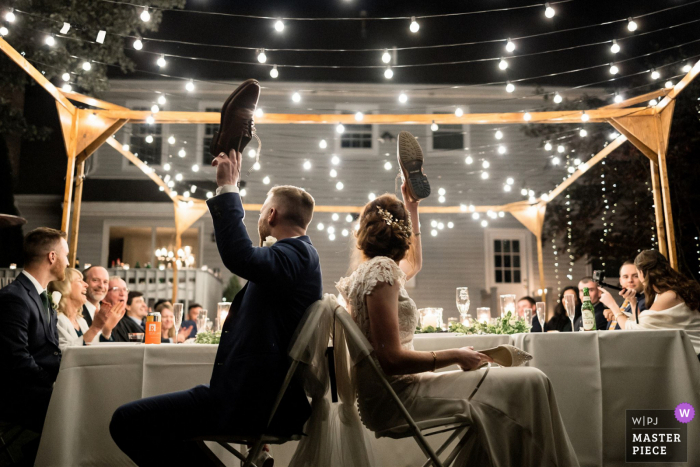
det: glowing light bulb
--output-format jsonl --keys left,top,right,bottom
{"left": 329, "top": 169, "right": 337, "bottom": 177}
{"left": 581, "top": 112, "right": 589, "bottom": 122}
{"left": 292, "top": 92, "right": 301, "bottom": 102}
{"left": 506, "top": 177, "right": 514, "bottom": 185}
{"left": 498, "top": 58, "right": 508, "bottom": 70}
{"left": 495, "top": 130, "right": 503, "bottom": 140}
{"left": 336, "top": 181, "right": 344, "bottom": 190}
{"left": 523, "top": 112, "right": 532, "bottom": 121}
{"left": 185, "top": 80, "right": 195, "bottom": 92}
{"left": 381, "top": 50, "right": 391, "bottom": 63}
{"left": 610, "top": 64, "right": 619, "bottom": 75}
{"left": 257, "top": 50, "right": 267, "bottom": 63}
{"left": 610, "top": 40, "right": 620, "bottom": 54}
{"left": 448, "top": 222, "right": 454, "bottom": 229}
{"left": 140, "top": 8, "right": 150, "bottom": 22}
{"left": 44, "top": 35, "right": 55, "bottom": 46}
{"left": 146, "top": 115, "right": 155, "bottom": 124}
{"left": 263, "top": 176, "right": 270, "bottom": 185}
{"left": 482, "top": 160, "right": 490, "bottom": 169}
{"left": 521, "top": 188, "right": 528, "bottom": 196}
{"left": 544, "top": 142, "right": 553, "bottom": 151}
{"left": 557, "top": 145, "right": 565, "bottom": 153}
{"left": 481, "top": 172, "right": 489, "bottom": 180}
{"left": 331, "top": 155, "right": 340, "bottom": 165}
{"left": 303, "top": 160, "right": 312, "bottom": 170}
{"left": 158, "top": 95, "right": 166, "bottom": 105}
{"left": 544, "top": 3, "right": 555, "bottom": 18}
{"left": 0, "top": 27, "right": 9, "bottom": 36}
{"left": 498, "top": 145, "right": 506, "bottom": 155}
{"left": 252, "top": 162, "right": 261, "bottom": 171}
{"left": 145, "top": 135, "right": 154, "bottom": 144}
{"left": 151, "top": 104, "right": 159, "bottom": 114}
{"left": 240, "top": 188, "right": 247, "bottom": 196}
{"left": 336, "top": 123, "right": 345, "bottom": 134}
{"left": 384, "top": 67, "right": 393, "bottom": 79}
{"left": 317, "top": 223, "right": 324, "bottom": 231}
{"left": 614, "top": 94, "right": 624, "bottom": 103}
{"left": 504, "top": 185, "right": 511, "bottom": 192}
{"left": 319, "top": 139, "right": 327, "bottom": 149}
{"left": 465, "top": 156, "right": 473, "bottom": 165}
{"left": 460, "top": 204, "right": 467, "bottom": 212}
{"left": 133, "top": 39, "right": 143, "bottom": 50}
{"left": 431, "top": 230, "right": 438, "bottom": 237}
{"left": 82, "top": 61, "right": 91, "bottom": 71}
{"left": 455, "top": 108, "right": 463, "bottom": 117}
{"left": 651, "top": 69, "right": 660, "bottom": 80}
{"left": 248, "top": 149, "right": 256, "bottom": 158}
{"left": 384, "top": 161, "right": 392, "bottom": 170}
{"left": 431, "top": 121, "right": 439, "bottom": 132}
{"left": 270, "top": 66, "right": 279, "bottom": 78}
{"left": 409, "top": 17, "right": 419, "bottom": 33}
{"left": 682, "top": 64, "right": 692, "bottom": 73}
{"left": 568, "top": 166, "right": 576, "bottom": 174}
{"left": 573, "top": 158, "right": 581, "bottom": 166}
{"left": 61, "top": 72, "right": 70, "bottom": 82}
{"left": 580, "top": 129, "right": 588, "bottom": 137}
{"left": 553, "top": 93, "right": 563, "bottom": 104}
{"left": 192, "top": 164, "right": 199, "bottom": 172}
{"left": 342, "top": 229, "right": 349, "bottom": 237}
{"left": 178, "top": 148, "right": 186, "bottom": 158}
{"left": 355, "top": 111, "right": 364, "bottom": 121}
{"left": 206, "top": 192, "right": 213, "bottom": 199}
{"left": 274, "top": 20, "right": 284, "bottom": 32}
{"left": 398, "top": 93, "right": 408, "bottom": 103}
{"left": 506, "top": 82, "right": 515, "bottom": 93}
{"left": 649, "top": 99, "right": 658, "bottom": 106}
{"left": 157, "top": 55, "right": 166, "bottom": 67}
{"left": 163, "top": 163, "right": 171, "bottom": 171}
{"left": 505, "top": 39, "right": 515, "bottom": 52}
{"left": 552, "top": 157, "right": 560, "bottom": 165}
{"left": 5, "top": 11, "right": 15, "bottom": 22}
{"left": 438, "top": 188, "right": 446, "bottom": 196}
{"left": 481, "top": 220, "right": 488, "bottom": 228}
{"left": 122, "top": 144, "right": 130, "bottom": 151}
{"left": 175, "top": 173, "right": 183, "bottom": 181}
{"left": 627, "top": 18, "right": 638, "bottom": 32}
{"left": 438, "top": 196, "right": 446, "bottom": 203}
{"left": 368, "top": 193, "right": 376, "bottom": 201}
{"left": 345, "top": 214, "right": 353, "bottom": 223}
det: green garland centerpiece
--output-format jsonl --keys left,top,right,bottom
{"left": 194, "top": 330, "right": 222, "bottom": 344}
{"left": 415, "top": 311, "right": 530, "bottom": 335}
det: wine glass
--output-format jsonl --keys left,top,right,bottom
{"left": 535, "top": 302, "right": 546, "bottom": 332}
{"left": 456, "top": 287, "right": 470, "bottom": 323}
{"left": 173, "top": 303, "right": 184, "bottom": 342}
{"left": 563, "top": 294, "right": 576, "bottom": 332}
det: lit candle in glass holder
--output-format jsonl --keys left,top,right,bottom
{"left": 476, "top": 307, "right": 491, "bottom": 324}
{"left": 419, "top": 308, "right": 443, "bottom": 329}
{"left": 500, "top": 294, "right": 517, "bottom": 318}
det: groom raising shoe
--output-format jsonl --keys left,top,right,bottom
{"left": 110, "top": 79, "right": 322, "bottom": 467}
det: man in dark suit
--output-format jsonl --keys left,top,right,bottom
{"left": 112, "top": 291, "right": 147, "bottom": 342}
{"left": 0, "top": 228, "right": 68, "bottom": 461}
{"left": 110, "top": 148, "right": 322, "bottom": 466}
{"left": 82, "top": 265, "right": 110, "bottom": 327}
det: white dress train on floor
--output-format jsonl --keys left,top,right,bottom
{"left": 336, "top": 256, "right": 580, "bottom": 467}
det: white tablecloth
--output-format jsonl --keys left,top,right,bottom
{"left": 36, "top": 332, "right": 700, "bottom": 467}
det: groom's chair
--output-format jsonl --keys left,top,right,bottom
{"left": 334, "top": 304, "right": 485, "bottom": 467}
{"left": 193, "top": 299, "right": 333, "bottom": 467}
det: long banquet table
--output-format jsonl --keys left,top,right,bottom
{"left": 35, "top": 331, "right": 700, "bottom": 467}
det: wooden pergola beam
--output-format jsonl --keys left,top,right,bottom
{"left": 93, "top": 107, "right": 655, "bottom": 125}
{"left": 61, "top": 90, "right": 129, "bottom": 111}
{"left": 601, "top": 88, "right": 670, "bottom": 109}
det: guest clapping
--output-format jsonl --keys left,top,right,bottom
{"left": 599, "top": 250, "right": 700, "bottom": 356}
{"left": 181, "top": 303, "right": 202, "bottom": 339}
{"left": 156, "top": 302, "right": 192, "bottom": 343}
{"left": 82, "top": 266, "right": 110, "bottom": 327}
{"left": 49, "top": 268, "right": 125, "bottom": 350}
{"left": 112, "top": 291, "right": 147, "bottom": 342}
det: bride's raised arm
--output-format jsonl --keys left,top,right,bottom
{"left": 399, "top": 182, "right": 422, "bottom": 281}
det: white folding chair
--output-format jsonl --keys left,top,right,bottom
{"left": 334, "top": 304, "right": 484, "bottom": 467}
{"left": 194, "top": 299, "right": 332, "bottom": 467}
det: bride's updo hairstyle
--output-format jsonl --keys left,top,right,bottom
{"left": 356, "top": 194, "right": 412, "bottom": 262}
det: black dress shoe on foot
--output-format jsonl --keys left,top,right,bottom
{"left": 210, "top": 79, "right": 261, "bottom": 156}
{"left": 397, "top": 131, "right": 431, "bottom": 200}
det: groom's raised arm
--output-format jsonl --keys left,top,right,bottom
{"left": 207, "top": 191, "right": 309, "bottom": 285}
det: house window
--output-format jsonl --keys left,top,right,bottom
{"left": 129, "top": 107, "right": 162, "bottom": 166}
{"left": 493, "top": 239, "right": 521, "bottom": 284}
{"left": 432, "top": 112, "right": 464, "bottom": 150}
{"left": 341, "top": 123, "right": 373, "bottom": 149}
{"left": 202, "top": 107, "right": 220, "bottom": 164}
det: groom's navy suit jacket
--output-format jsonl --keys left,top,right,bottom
{"left": 0, "top": 273, "right": 61, "bottom": 429}
{"left": 206, "top": 192, "right": 322, "bottom": 435}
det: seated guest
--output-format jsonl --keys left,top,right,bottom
{"left": 517, "top": 296, "right": 540, "bottom": 332}
{"left": 157, "top": 302, "right": 192, "bottom": 343}
{"left": 606, "top": 261, "right": 647, "bottom": 330}
{"left": 546, "top": 287, "right": 580, "bottom": 332}
{"left": 0, "top": 228, "right": 66, "bottom": 460}
{"left": 600, "top": 250, "right": 700, "bottom": 359}
{"left": 105, "top": 276, "right": 129, "bottom": 304}
{"left": 82, "top": 266, "right": 110, "bottom": 327}
{"left": 48, "top": 268, "right": 124, "bottom": 351}
{"left": 573, "top": 277, "right": 608, "bottom": 331}
{"left": 112, "top": 291, "right": 148, "bottom": 342}
{"left": 181, "top": 303, "right": 202, "bottom": 338}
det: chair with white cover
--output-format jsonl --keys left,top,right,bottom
{"left": 333, "top": 303, "right": 480, "bottom": 467}
{"left": 193, "top": 297, "right": 334, "bottom": 467}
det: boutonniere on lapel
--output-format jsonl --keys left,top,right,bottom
{"left": 49, "top": 291, "right": 62, "bottom": 311}
{"left": 262, "top": 236, "right": 278, "bottom": 247}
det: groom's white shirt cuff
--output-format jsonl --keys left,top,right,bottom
{"left": 216, "top": 185, "right": 240, "bottom": 196}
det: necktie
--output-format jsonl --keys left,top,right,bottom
{"left": 39, "top": 291, "right": 51, "bottom": 322}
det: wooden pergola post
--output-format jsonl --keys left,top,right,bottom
{"left": 172, "top": 200, "right": 210, "bottom": 304}
{"left": 509, "top": 203, "right": 548, "bottom": 306}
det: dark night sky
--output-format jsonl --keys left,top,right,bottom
{"left": 115, "top": 0, "right": 700, "bottom": 88}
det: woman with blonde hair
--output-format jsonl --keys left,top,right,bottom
{"left": 335, "top": 132, "right": 578, "bottom": 466}
{"left": 599, "top": 249, "right": 700, "bottom": 358}
{"left": 48, "top": 268, "right": 125, "bottom": 351}
{"left": 156, "top": 302, "right": 191, "bottom": 343}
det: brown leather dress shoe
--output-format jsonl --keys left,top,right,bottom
{"left": 210, "top": 79, "right": 261, "bottom": 156}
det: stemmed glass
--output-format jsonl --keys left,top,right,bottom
{"left": 536, "top": 302, "right": 546, "bottom": 332}
{"left": 173, "top": 303, "right": 184, "bottom": 343}
{"left": 456, "top": 287, "right": 470, "bottom": 324}
{"left": 563, "top": 294, "right": 576, "bottom": 332}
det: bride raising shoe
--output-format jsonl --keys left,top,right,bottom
{"left": 478, "top": 344, "right": 532, "bottom": 368}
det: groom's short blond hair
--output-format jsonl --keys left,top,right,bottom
{"left": 268, "top": 186, "right": 315, "bottom": 229}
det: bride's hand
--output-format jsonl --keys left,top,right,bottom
{"left": 401, "top": 180, "right": 419, "bottom": 209}
{"left": 455, "top": 347, "right": 492, "bottom": 371}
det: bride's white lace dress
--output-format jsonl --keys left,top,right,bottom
{"left": 337, "top": 256, "right": 580, "bottom": 467}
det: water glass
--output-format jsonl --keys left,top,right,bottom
{"left": 563, "top": 294, "right": 576, "bottom": 331}
{"left": 536, "top": 302, "right": 546, "bottom": 332}
{"left": 499, "top": 294, "right": 517, "bottom": 318}
{"left": 456, "top": 287, "right": 470, "bottom": 321}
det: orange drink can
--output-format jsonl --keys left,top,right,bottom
{"left": 144, "top": 311, "right": 162, "bottom": 344}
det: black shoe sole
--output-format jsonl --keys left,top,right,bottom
{"left": 397, "top": 131, "right": 430, "bottom": 200}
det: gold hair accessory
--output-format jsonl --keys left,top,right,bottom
{"left": 376, "top": 206, "right": 413, "bottom": 238}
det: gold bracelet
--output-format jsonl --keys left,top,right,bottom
{"left": 430, "top": 351, "right": 437, "bottom": 372}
